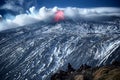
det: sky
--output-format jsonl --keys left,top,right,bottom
{"left": 39, "top": 0, "right": 120, "bottom": 8}
{"left": 0, "top": 0, "right": 120, "bottom": 16}
{"left": 0, "top": 0, "right": 120, "bottom": 31}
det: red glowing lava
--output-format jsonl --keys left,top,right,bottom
{"left": 54, "top": 10, "right": 64, "bottom": 22}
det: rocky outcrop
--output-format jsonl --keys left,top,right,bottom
{"left": 51, "top": 61, "right": 120, "bottom": 80}
{"left": 74, "top": 75, "right": 84, "bottom": 80}
{"left": 93, "top": 66, "right": 120, "bottom": 80}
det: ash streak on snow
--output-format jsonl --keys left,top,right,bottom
{"left": 0, "top": 17, "right": 120, "bottom": 80}
{"left": 0, "top": 6, "right": 120, "bottom": 80}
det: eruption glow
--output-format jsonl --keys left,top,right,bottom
{"left": 54, "top": 10, "right": 64, "bottom": 22}
{"left": 0, "top": 7, "right": 120, "bottom": 31}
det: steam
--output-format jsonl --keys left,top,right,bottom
{"left": 0, "top": 6, "right": 120, "bottom": 31}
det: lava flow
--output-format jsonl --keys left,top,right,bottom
{"left": 54, "top": 10, "right": 64, "bottom": 22}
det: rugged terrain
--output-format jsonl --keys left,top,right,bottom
{"left": 0, "top": 19, "right": 120, "bottom": 80}
{"left": 51, "top": 61, "right": 120, "bottom": 80}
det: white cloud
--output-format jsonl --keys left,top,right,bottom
{"left": 0, "top": 0, "right": 25, "bottom": 13}
{"left": 0, "top": 3, "right": 13, "bottom": 10}
{"left": 63, "top": 7, "right": 120, "bottom": 18}
{"left": 0, "top": 15, "right": 2, "bottom": 18}
{"left": 0, "top": 7, "right": 120, "bottom": 31}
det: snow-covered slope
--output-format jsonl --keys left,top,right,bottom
{"left": 0, "top": 18, "right": 120, "bottom": 80}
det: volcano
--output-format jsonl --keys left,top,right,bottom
{"left": 0, "top": 7, "right": 120, "bottom": 80}
{"left": 0, "top": 18, "right": 120, "bottom": 80}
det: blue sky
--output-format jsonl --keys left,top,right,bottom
{"left": 0, "top": 0, "right": 120, "bottom": 31}
{"left": 38, "top": 0, "right": 120, "bottom": 8}
{"left": 0, "top": 0, "right": 120, "bottom": 16}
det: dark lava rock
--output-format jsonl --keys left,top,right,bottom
{"left": 51, "top": 61, "right": 120, "bottom": 80}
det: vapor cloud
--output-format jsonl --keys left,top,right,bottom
{"left": 0, "top": 7, "right": 120, "bottom": 31}
{"left": 0, "top": 1, "right": 24, "bottom": 13}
